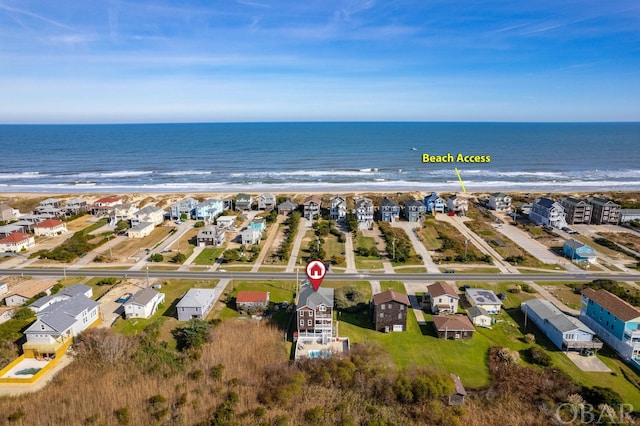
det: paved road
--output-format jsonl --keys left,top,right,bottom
{"left": 129, "top": 222, "right": 194, "bottom": 271}
{"left": 285, "top": 218, "right": 310, "bottom": 273}
{"left": 343, "top": 231, "right": 357, "bottom": 273}
{"left": 3, "top": 268, "right": 638, "bottom": 283}
{"left": 251, "top": 216, "right": 284, "bottom": 272}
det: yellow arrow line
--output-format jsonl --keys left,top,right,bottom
{"left": 455, "top": 168, "right": 467, "bottom": 193}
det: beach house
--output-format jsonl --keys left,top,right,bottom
{"left": 303, "top": 195, "right": 322, "bottom": 221}
{"left": 0, "top": 232, "right": 35, "bottom": 253}
{"left": 522, "top": 299, "right": 602, "bottom": 352}
{"left": 124, "top": 288, "right": 165, "bottom": 319}
{"left": 372, "top": 289, "right": 410, "bottom": 332}
{"left": 559, "top": 197, "right": 592, "bottom": 224}
{"left": 194, "top": 199, "right": 224, "bottom": 221}
{"left": 529, "top": 197, "right": 568, "bottom": 229}
{"left": 563, "top": 239, "right": 597, "bottom": 263}
{"left": 176, "top": 288, "right": 216, "bottom": 321}
{"left": 127, "top": 222, "right": 154, "bottom": 238}
{"left": 170, "top": 197, "right": 198, "bottom": 220}
{"left": 432, "top": 315, "right": 475, "bottom": 339}
{"left": 447, "top": 194, "right": 469, "bottom": 216}
{"left": 197, "top": 225, "right": 226, "bottom": 247}
{"left": 467, "top": 306, "right": 493, "bottom": 328}
{"left": 424, "top": 192, "right": 445, "bottom": 214}
{"left": 91, "top": 196, "right": 122, "bottom": 216}
{"left": 111, "top": 202, "right": 139, "bottom": 223}
{"left": 277, "top": 199, "right": 298, "bottom": 216}
{"left": 236, "top": 291, "right": 270, "bottom": 313}
{"left": 64, "top": 198, "right": 88, "bottom": 216}
{"left": 296, "top": 283, "right": 334, "bottom": 343}
{"left": 34, "top": 219, "right": 67, "bottom": 237}
{"left": 585, "top": 197, "right": 621, "bottom": 225}
{"left": 242, "top": 228, "right": 262, "bottom": 245}
{"left": 403, "top": 199, "right": 426, "bottom": 222}
{"left": 580, "top": 288, "right": 640, "bottom": 365}
{"left": 235, "top": 193, "right": 253, "bottom": 211}
{"left": 249, "top": 217, "right": 266, "bottom": 232}
{"left": 379, "top": 197, "right": 400, "bottom": 222}
{"left": 0, "top": 204, "right": 16, "bottom": 222}
{"left": 329, "top": 195, "right": 348, "bottom": 222}
{"left": 4, "top": 280, "right": 56, "bottom": 307}
{"left": 465, "top": 288, "right": 502, "bottom": 314}
{"left": 257, "top": 193, "right": 276, "bottom": 211}
{"left": 131, "top": 205, "right": 165, "bottom": 226}
{"left": 426, "top": 282, "right": 460, "bottom": 314}
{"left": 488, "top": 193, "right": 512, "bottom": 212}
{"left": 355, "top": 197, "right": 374, "bottom": 230}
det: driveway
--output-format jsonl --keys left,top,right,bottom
{"left": 391, "top": 222, "right": 440, "bottom": 273}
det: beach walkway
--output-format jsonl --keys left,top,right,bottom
{"left": 285, "top": 218, "right": 309, "bottom": 273}
{"left": 343, "top": 231, "right": 357, "bottom": 273}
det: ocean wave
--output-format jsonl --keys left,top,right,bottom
{"left": 161, "top": 170, "right": 213, "bottom": 176}
{"left": 0, "top": 172, "right": 48, "bottom": 180}
{"left": 229, "top": 169, "right": 379, "bottom": 178}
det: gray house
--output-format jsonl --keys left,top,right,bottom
{"left": 170, "top": 197, "right": 198, "bottom": 220}
{"left": 379, "top": 197, "right": 400, "bottom": 222}
{"left": 403, "top": 199, "right": 426, "bottom": 222}
{"left": 235, "top": 193, "right": 253, "bottom": 211}
{"left": 176, "top": 288, "right": 216, "bottom": 321}
{"left": 258, "top": 193, "right": 276, "bottom": 211}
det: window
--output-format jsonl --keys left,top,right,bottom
{"left": 308, "top": 320, "right": 312, "bottom": 326}
{"left": 400, "top": 305, "right": 404, "bottom": 311}
{"left": 319, "top": 305, "right": 326, "bottom": 312}
{"left": 398, "top": 313, "right": 402, "bottom": 320}
{"left": 381, "top": 304, "right": 385, "bottom": 310}
{"left": 300, "top": 319, "right": 304, "bottom": 326}
{"left": 379, "top": 313, "right": 384, "bottom": 318}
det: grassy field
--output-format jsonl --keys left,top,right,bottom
{"left": 380, "top": 281, "right": 407, "bottom": 293}
{"left": 109, "top": 227, "right": 173, "bottom": 260}
{"left": 324, "top": 234, "right": 346, "bottom": 267}
{"left": 354, "top": 233, "right": 384, "bottom": 269}
{"left": 192, "top": 246, "right": 226, "bottom": 265}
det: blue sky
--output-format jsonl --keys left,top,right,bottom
{"left": 0, "top": 0, "right": 638, "bottom": 123}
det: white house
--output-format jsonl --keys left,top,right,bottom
{"left": 131, "top": 205, "right": 165, "bottom": 226}
{"left": 242, "top": 228, "right": 262, "bottom": 245}
{"left": 467, "top": 306, "right": 493, "bottom": 328}
{"left": 427, "top": 282, "right": 460, "bottom": 314}
{"left": 465, "top": 288, "right": 502, "bottom": 314}
{"left": 529, "top": 197, "right": 568, "bottom": 229}
{"left": 124, "top": 288, "right": 165, "bottom": 319}
{"left": 112, "top": 203, "right": 139, "bottom": 223}
{"left": 197, "top": 225, "right": 226, "bottom": 247}
{"left": 447, "top": 195, "right": 469, "bottom": 216}
{"left": 128, "top": 222, "right": 154, "bottom": 239}
{"left": 488, "top": 193, "right": 512, "bottom": 212}
{"left": 176, "top": 288, "right": 216, "bottom": 321}
{"left": 29, "top": 284, "right": 93, "bottom": 313}
{"left": 216, "top": 216, "right": 237, "bottom": 229}
{"left": 0, "top": 232, "right": 35, "bottom": 253}
{"left": 5, "top": 280, "right": 56, "bottom": 307}
{"left": 34, "top": 218, "right": 68, "bottom": 237}
{"left": 330, "top": 195, "right": 348, "bottom": 222}
{"left": 355, "top": 197, "right": 374, "bottom": 230}
{"left": 257, "top": 193, "right": 276, "bottom": 211}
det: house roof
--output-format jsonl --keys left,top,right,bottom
{"left": 561, "top": 197, "right": 589, "bottom": 207}
{"left": 404, "top": 199, "right": 423, "bottom": 208}
{"left": 130, "top": 222, "right": 154, "bottom": 231}
{"left": 373, "top": 289, "right": 410, "bottom": 306}
{"left": 278, "top": 200, "right": 298, "bottom": 209}
{"left": 30, "top": 295, "right": 99, "bottom": 334}
{"left": 125, "top": 288, "right": 163, "bottom": 307}
{"left": 40, "top": 198, "right": 61, "bottom": 205}
{"left": 535, "top": 197, "right": 557, "bottom": 209}
{"left": 466, "top": 288, "right": 502, "bottom": 306}
{"left": 0, "top": 232, "right": 32, "bottom": 244}
{"left": 303, "top": 195, "right": 322, "bottom": 205}
{"left": 586, "top": 197, "right": 620, "bottom": 207}
{"left": 177, "top": 288, "right": 216, "bottom": 309}
{"left": 432, "top": 315, "right": 475, "bottom": 332}
{"left": 60, "top": 284, "right": 92, "bottom": 298}
{"left": 259, "top": 193, "right": 275, "bottom": 199}
{"left": 355, "top": 197, "right": 373, "bottom": 207}
{"left": 35, "top": 218, "right": 65, "bottom": 228}
{"left": 467, "top": 306, "right": 490, "bottom": 318}
{"left": 564, "top": 239, "right": 588, "bottom": 250}
{"left": 583, "top": 288, "right": 640, "bottom": 322}
{"left": 491, "top": 192, "right": 509, "bottom": 198}
{"left": 522, "top": 299, "right": 595, "bottom": 334}
{"left": 236, "top": 291, "right": 269, "bottom": 304}
{"left": 424, "top": 192, "right": 443, "bottom": 201}
{"left": 428, "top": 282, "right": 459, "bottom": 299}
{"left": 0, "top": 203, "right": 13, "bottom": 211}
{"left": 94, "top": 196, "right": 121, "bottom": 204}
{"left": 380, "top": 197, "right": 399, "bottom": 207}
{"left": 450, "top": 374, "right": 467, "bottom": 396}
{"left": 0, "top": 224, "right": 22, "bottom": 234}
{"left": 136, "top": 205, "right": 163, "bottom": 215}
{"left": 298, "top": 283, "right": 333, "bottom": 309}
{"left": 66, "top": 197, "right": 86, "bottom": 205}
{"left": 236, "top": 193, "right": 252, "bottom": 201}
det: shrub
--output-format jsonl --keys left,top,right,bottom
{"left": 171, "top": 252, "right": 187, "bottom": 264}
{"left": 528, "top": 347, "right": 552, "bottom": 366}
{"left": 114, "top": 407, "right": 129, "bottom": 425}
{"left": 148, "top": 253, "right": 163, "bottom": 262}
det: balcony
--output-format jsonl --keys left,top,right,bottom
{"left": 624, "top": 329, "right": 640, "bottom": 341}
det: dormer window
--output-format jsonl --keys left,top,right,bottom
{"left": 319, "top": 305, "right": 326, "bottom": 312}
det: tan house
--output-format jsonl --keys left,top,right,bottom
{"left": 447, "top": 194, "right": 469, "bottom": 216}
{"left": 0, "top": 204, "right": 16, "bottom": 222}
{"left": 4, "top": 280, "right": 56, "bottom": 307}
{"left": 34, "top": 218, "right": 68, "bottom": 237}
{"left": 131, "top": 205, "right": 165, "bottom": 226}
{"left": 296, "top": 283, "right": 334, "bottom": 343}
{"left": 127, "top": 222, "right": 154, "bottom": 238}
{"left": 303, "top": 195, "right": 322, "bottom": 221}
{"left": 0, "top": 232, "right": 35, "bottom": 253}
{"left": 91, "top": 196, "right": 122, "bottom": 216}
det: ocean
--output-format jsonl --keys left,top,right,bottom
{"left": 1, "top": 122, "right": 639, "bottom": 193}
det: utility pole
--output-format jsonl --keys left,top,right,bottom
{"left": 392, "top": 237, "right": 396, "bottom": 261}
{"left": 464, "top": 239, "right": 469, "bottom": 262}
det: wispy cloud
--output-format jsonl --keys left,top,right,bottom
{"left": 0, "top": 2, "right": 75, "bottom": 30}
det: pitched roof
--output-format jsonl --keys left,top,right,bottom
{"left": 380, "top": 197, "right": 399, "bottom": 207}
{"left": 373, "top": 289, "right": 410, "bottom": 306}
{"left": 136, "top": 205, "right": 163, "bottom": 215}
{"left": 125, "top": 288, "right": 163, "bottom": 306}
{"left": 29, "top": 295, "right": 99, "bottom": 334}
{"left": 523, "top": 299, "right": 594, "bottom": 334}
{"left": 586, "top": 197, "right": 619, "bottom": 207}
{"left": 450, "top": 374, "right": 467, "bottom": 396}
{"left": 404, "top": 199, "right": 423, "bottom": 208}
{"left": 177, "top": 288, "right": 216, "bottom": 308}
{"left": 236, "top": 291, "right": 269, "bottom": 304}
{"left": 432, "top": 315, "right": 475, "bottom": 332}
{"left": 583, "top": 288, "right": 640, "bottom": 322}
{"left": 466, "top": 288, "right": 502, "bottom": 306}
{"left": 303, "top": 195, "right": 322, "bottom": 205}
{"left": 428, "top": 282, "right": 459, "bottom": 299}
{"left": 278, "top": 200, "right": 298, "bottom": 209}
{"left": 35, "top": 218, "right": 65, "bottom": 228}
{"left": 94, "top": 196, "right": 121, "bottom": 204}
{"left": 564, "top": 239, "right": 588, "bottom": 250}
{"left": 60, "top": 284, "right": 92, "bottom": 298}
{"left": 535, "top": 197, "right": 557, "bottom": 209}
{"left": 467, "top": 306, "right": 490, "bottom": 318}
{"left": 298, "top": 283, "right": 333, "bottom": 309}
{"left": 0, "top": 232, "right": 32, "bottom": 244}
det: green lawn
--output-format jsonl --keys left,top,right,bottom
{"left": 321, "top": 280, "right": 373, "bottom": 300}
{"left": 193, "top": 246, "right": 226, "bottom": 265}
{"left": 324, "top": 235, "right": 346, "bottom": 267}
{"left": 380, "top": 281, "right": 407, "bottom": 293}
{"left": 393, "top": 266, "right": 427, "bottom": 273}
{"left": 353, "top": 234, "right": 384, "bottom": 269}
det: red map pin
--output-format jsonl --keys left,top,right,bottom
{"left": 306, "top": 260, "right": 326, "bottom": 291}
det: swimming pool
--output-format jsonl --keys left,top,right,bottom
{"left": 307, "top": 350, "right": 332, "bottom": 359}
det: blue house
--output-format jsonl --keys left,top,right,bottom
{"left": 379, "top": 198, "right": 400, "bottom": 222}
{"left": 249, "top": 217, "right": 266, "bottom": 232}
{"left": 170, "top": 197, "right": 198, "bottom": 220}
{"left": 194, "top": 199, "right": 224, "bottom": 221}
{"left": 562, "top": 239, "right": 597, "bottom": 263}
{"left": 424, "top": 192, "right": 445, "bottom": 214}
{"left": 580, "top": 288, "right": 640, "bottom": 366}
{"left": 521, "top": 299, "right": 601, "bottom": 352}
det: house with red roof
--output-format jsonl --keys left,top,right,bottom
{"left": 34, "top": 218, "right": 68, "bottom": 237}
{"left": 0, "top": 232, "right": 35, "bottom": 253}
{"left": 236, "top": 291, "right": 270, "bottom": 313}
{"left": 91, "top": 196, "right": 122, "bottom": 216}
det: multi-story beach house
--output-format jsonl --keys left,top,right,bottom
{"left": 296, "top": 283, "right": 334, "bottom": 344}
{"left": 329, "top": 195, "right": 348, "bottom": 222}
{"left": 176, "top": 288, "right": 216, "bottom": 321}
{"left": 403, "top": 199, "right": 426, "bottom": 222}
{"left": 372, "top": 289, "right": 410, "bottom": 332}
{"left": 128, "top": 222, "right": 154, "bottom": 239}
{"left": 235, "top": 193, "right": 253, "bottom": 211}
{"left": 585, "top": 197, "right": 621, "bottom": 225}
{"left": 170, "top": 197, "right": 198, "bottom": 220}
{"left": 277, "top": 199, "right": 298, "bottom": 216}
{"left": 242, "top": 228, "right": 262, "bottom": 245}
{"left": 124, "top": 288, "right": 165, "bottom": 319}
{"left": 354, "top": 197, "right": 374, "bottom": 230}
{"left": 580, "top": 288, "right": 640, "bottom": 366}
{"left": 257, "top": 193, "right": 276, "bottom": 211}
{"left": 559, "top": 197, "right": 592, "bottom": 225}
{"left": 197, "top": 225, "right": 226, "bottom": 247}
{"left": 424, "top": 192, "right": 446, "bottom": 214}
{"left": 249, "top": 217, "right": 266, "bottom": 232}
{"left": 620, "top": 209, "right": 640, "bottom": 223}
{"left": 0, "top": 203, "right": 16, "bottom": 222}
{"left": 64, "top": 198, "right": 88, "bottom": 216}
{"left": 111, "top": 202, "right": 139, "bottom": 224}
{"left": 488, "top": 192, "right": 512, "bottom": 212}
{"left": 194, "top": 199, "right": 224, "bottom": 221}
{"left": 529, "top": 197, "right": 567, "bottom": 229}
{"left": 0, "top": 232, "right": 35, "bottom": 253}
{"left": 426, "top": 282, "right": 459, "bottom": 314}
{"left": 303, "top": 195, "right": 322, "bottom": 221}
{"left": 91, "top": 196, "right": 122, "bottom": 216}
{"left": 379, "top": 197, "right": 400, "bottom": 222}
{"left": 563, "top": 239, "right": 597, "bottom": 263}
{"left": 522, "top": 299, "right": 602, "bottom": 352}
{"left": 131, "top": 205, "right": 165, "bottom": 227}
{"left": 447, "top": 194, "right": 469, "bottom": 216}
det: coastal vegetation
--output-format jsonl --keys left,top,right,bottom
{"left": 32, "top": 218, "right": 109, "bottom": 262}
